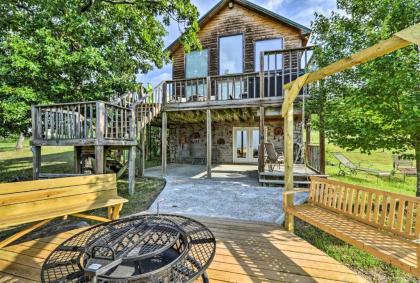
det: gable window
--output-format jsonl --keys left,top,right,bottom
{"left": 185, "top": 49, "right": 208, "bottom": 79}
{"left": 255, "top": 38, "right": 283, "bottom": 71}
{"left": 219, "top": 34, "right": 243, "bottom": 75}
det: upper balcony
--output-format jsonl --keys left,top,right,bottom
{"left": 159, "top": 46, "right": 313, "bottom": 111}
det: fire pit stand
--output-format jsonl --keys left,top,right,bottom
{"left": 41, "top": 214, "right": 216, "bottom": 282}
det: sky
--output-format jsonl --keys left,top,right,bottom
{"left": 137, "top": 0, "right": 338, "bottom": 86}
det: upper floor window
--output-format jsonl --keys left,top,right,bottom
{"left": 219, "top": 34, "right": 243, "bottom": 75}
{"left": 255, "top": 38, "right": 283, "bottom": 71}
{"left": 185, "top": 49, "right": 208, "bottom": 79}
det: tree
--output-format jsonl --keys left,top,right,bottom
{"left": 0, "top": 0, "right": 200, "bottom": 147}
{"left": 309, "top": 0, "right": 420, "bottom": 194}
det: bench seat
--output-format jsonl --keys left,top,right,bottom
{"left": 287, "top": 204, "right": 418, "bottom": 275}
{"left": 285, "top": 177, "right": 420, "bottom": 277}
{"left": 1, "top": 196, "right": 127, "bottom": 229}
{"left": 0, "top": 174, "right": 127, "bottom": 248}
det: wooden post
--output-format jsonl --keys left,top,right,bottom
{"left": 139, "top": 126, "right": 145, "bottom": 177}
{"left": 32, "top": 146, "right": 41, "bottom": 180}
{"left": 95, "top": 145, "right": 105, "bottom": 174}
{"left": 284, "top": 102, "right": 294, "bottom": 232}
{"left": 319, "top": 120, "right": 326, "bottom": 174}
{"left": 258, "top": 106, "right": 265, "bottom": 173}
{"left": 207, "top": 109, "right": 212, "bottom": 178}
{"left": 305, "top": 119, "right": 311, "bottom": 165}
{"left": 161, "top": 111, "right": 167, "bottom": 176}
{"left": 74, "top": 146, "right": 82, "bottom": 174}
{"left": 128, "top": 145, "right": 136, "bottom": 195}
{"left": 96, "top": 102, "right": 105, "bottom": 142}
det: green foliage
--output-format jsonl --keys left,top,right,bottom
{"left": 308, "top": 0, "right": 420, "bottom": 192}
{"left": 0, "top": 0, "right": 200, "bottom": 135}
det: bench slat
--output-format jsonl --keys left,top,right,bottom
{"left": 0, "top": 190, "right": 118, "bottom": 220}
{"left": 0, "top": 174, "right": 116, "bottom": 195}
{"left": 0, "top": 182, "right": 115, "bottom": 206}
{"left": 1, "top": 197, "right": 127, "bottom": 229}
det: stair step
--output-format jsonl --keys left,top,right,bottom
{"left": 259, "top": 179, "right": 311, "bottom": 185}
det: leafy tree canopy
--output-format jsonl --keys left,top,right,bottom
{"left": 0, "top": 0, "right": 200, "bottom": 136}
{"left": 309, "top": 0, "right": 420, "bottom": 192}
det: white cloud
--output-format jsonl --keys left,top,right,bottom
{"left": 265, "top": 0, "right": 284, "bottom": 10}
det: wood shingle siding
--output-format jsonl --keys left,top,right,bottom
{"left": 171, "top": 2, "right": 306, "bottom": 80}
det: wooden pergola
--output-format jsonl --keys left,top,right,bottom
{"left": 282, "top": 22, "right": 420, "bottom": 231}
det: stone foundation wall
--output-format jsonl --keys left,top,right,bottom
{"left": 168, "top": 118, "right": 303, "bottom": 164}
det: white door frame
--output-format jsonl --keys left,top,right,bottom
{"left": 233, "top": 127, "right": 267, "bottom": 164}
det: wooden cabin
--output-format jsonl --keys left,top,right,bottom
{"left": 30, "top": 0, "right": 325, "bottom": 188}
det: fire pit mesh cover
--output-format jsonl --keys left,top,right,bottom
{"left": 41, "top": 214, "right": 216, "bottom": 282}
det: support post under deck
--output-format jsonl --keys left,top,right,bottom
{"left": 138, "top": 127, "right": 145, "bottom": 177}
{"left": 95, "top": 145, "right": 105, "bottom": 174}
{"left": 161, "top": 111, "right": 167, "bottom": 176}
{"left": 128, "top": 145, "right": 136, "bottom": 195}
{"left": 206, "top": 109, "right": 212, "bottom": 178}
{"left": 258, "top": 106, "right": 265, "bottom": 173}
{"left": 32, "top": 146, "right": 41, "bottom": 180}
{"left": 74, "top": 146, "right": 82, "bottom": 174}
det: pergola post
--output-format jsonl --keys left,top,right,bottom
{"left": 283, "top": 102, "right": 294, "bottom": 232}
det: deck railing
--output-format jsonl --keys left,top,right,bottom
{"left": 306, "top": 144, "right": 321, "bottom": 173}
{"left": 163, "top": 46, "right": 313, "bottom": 103}
{"left": 32, "top": 101, "right": 135, "bottom": 142}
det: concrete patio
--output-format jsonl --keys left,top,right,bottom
{"left": 146, "top": 164, "right": 308, "bottom": 224}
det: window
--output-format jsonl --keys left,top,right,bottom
{"left": 219, "top": 34, "right": 243, "bottom": 75}
{"left": 185, "top": 49, "right": 208, "bottom": 79}
{"left": 255, "top": 38, "right": 283, "bottom": 71}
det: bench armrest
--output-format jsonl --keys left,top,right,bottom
{"left": 283, "top": 188, "right": 310, "bottom": 196}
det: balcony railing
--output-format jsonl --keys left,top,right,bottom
{"left": 163, "top": 46, "right": 313, "bottom": 103}
{"left": 32, "top": 101, "right": 135, "bottom": 143}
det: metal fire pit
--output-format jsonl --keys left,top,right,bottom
{"left": 41, "top": 214, "right": 216, "bottom": 282}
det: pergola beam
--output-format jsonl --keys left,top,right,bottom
{"left": 281, "top": 23, "right": 419, "bottom": 117}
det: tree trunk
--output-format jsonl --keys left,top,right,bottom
{"left": 15, "top": 132, "right": 25, "bottom": 151}
{"left": 415, "top": 134, "right": 420, "bottom": 197}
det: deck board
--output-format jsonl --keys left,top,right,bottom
{"left": 0, "top": 217, "right": 367, "bottom": 282}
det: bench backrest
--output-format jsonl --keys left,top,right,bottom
{"left": 0, "top": 174, "right": 117, "bottom": 226}
{"left": 309, "top": 177, "right": 420, "bottom": 240}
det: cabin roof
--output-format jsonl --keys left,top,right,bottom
{"left": 167, "top": 0, "right": 312, "bottom": 55}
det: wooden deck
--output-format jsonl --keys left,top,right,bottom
{"left": 0, "top": 217, "right": 367, "bottom": 282}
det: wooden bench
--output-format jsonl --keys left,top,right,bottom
{"left": 0, "top": 174, "right": 127, "bottom": 248}
{"left": 284, "top": 177, "right": 420, "bottom": 277}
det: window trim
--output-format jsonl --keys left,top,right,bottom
{"left": 184, "top": 48, "right": 209, "bottom": 79}
{"left": 218, "top": 33, "right": 245, "bottom": 75}
{"left": 254, "top": 37, "right": 284, "bottom": 71}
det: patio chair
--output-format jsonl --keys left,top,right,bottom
{"left": 332, "top": 152, "right": 391, "bottom": 180}
{"left": 264, "top": 142, "right": 284, "bottom": 171}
